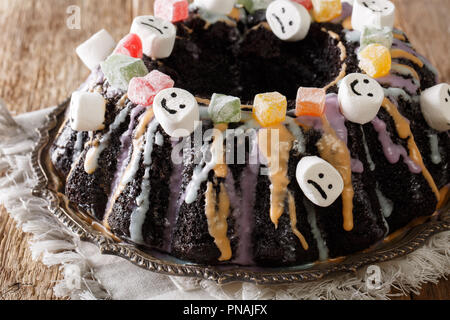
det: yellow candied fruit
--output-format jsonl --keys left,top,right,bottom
{"left": 312, "top": 0, "right": 342, "bottom": 23}
{"left": 358, "top": 43, "right": 392, "bottom": 78}
{"left": 253, "top": 92, "right": 287, "bottom": 127}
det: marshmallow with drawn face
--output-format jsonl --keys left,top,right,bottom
{"left": 194, "top": 0, "right": 236, "bottom": 15}
{"left": 266, "top": 0, "right": 311, "bottom": 42}
{"left": 338, "top": 73, "right": 384, "bottom": 124}
{"left": 130, "top": 16, "right": 176, "bottom": 59}
{"left": 420, "top": 83, "right": 450, "bottom": 132}
{"left": 352, "top": 0, "right": 395, "bottom": 32}
{"left": 153, "top": 88, "right": 200, "bottom": 138}
{"left": 296, "top": 156, "right": 344, "bottom": 207}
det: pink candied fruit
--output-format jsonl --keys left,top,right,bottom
{"left": 292, "top": 0, "right": 313, "bottom": 10}
{"left": 114, "top": 34, "right": 143, "bottom": 59}
{"left": 154, "top": 0, "right": 189, "bottom": 23}
{"left": 128, "top": 70, "right": 175, "bottom": 107}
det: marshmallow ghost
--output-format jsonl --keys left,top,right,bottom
{"left": 296, "top": 156, "right": 344, "bottom": 207}
{"left": 266, "top": 0, "right": 311, "bottom": 42}
{"left": 70, "top": 91, "right": 106, "bottom": 132}
{"left": 153, "top": 88, "right": 200, "bottom": 137}
{"left": 338, "top": 73, "right": 384, "bottom": 124}
{"left": 194, "top": 0, "right": 237, "bottom": 15}
{"left": 352, "top": 0, "right": 395, "bottom": 32}
{"left": 420, "top": 83, "right": 450, "bottom": 132}
{"left": 130, "top": 16, "right": 176, "bottom": 59}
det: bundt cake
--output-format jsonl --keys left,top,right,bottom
{"left": 50, "top": 0, "right": 449, "bottom": 267}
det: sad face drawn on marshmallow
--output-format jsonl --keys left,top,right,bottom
{"left": 296, "top": 156, "right": 344, "bottom": 207}
{"left": 266, "top": 0, "right": 311, "bottom": 42}
{"left": 153, "top": 88, "right": 200, "bottom": 138}
{"left": 130, "top": 16, "right": 176, "bottom": 59}
{"left": 420, "top": 83, "right": 450, "bottom": 132}
{"left": 352, "top": 0, "right": 395, "bottom": 31}
{"left": 338, "top": 73, "right": 384, "bottom": 124}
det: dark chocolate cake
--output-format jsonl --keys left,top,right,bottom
{"left": 50, "top": 1, "right": 449, "bottom": 267}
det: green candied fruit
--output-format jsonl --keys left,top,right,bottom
{"left": 101, "top": 54, "right": 148, "bottom": 91}
{"left": 360, "top": 26, "right": 394, "bottom": 51}
{"left": 237, "top": 0, "right": 254, "bottom": 13}
{"left": 252, "top": 0, "right": 273, "bottom": 11}
{"left": 208, "top": 93, "right": 242, "bottom": 124}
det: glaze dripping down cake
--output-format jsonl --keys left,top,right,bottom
{"left": 50, "top": 0, "right": 449, "bottom": 267}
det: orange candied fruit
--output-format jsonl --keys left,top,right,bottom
{"left": 295, "top": 87, "right": 326, "bottom": 117}
{"left": 253, "top": 92, "right": 287, "bottom": 127}
{"left": 312, "top": 0, "right": 342, "bottom": 23}
{"left": 358, "top": 43, "right": 392, "bottom": 78}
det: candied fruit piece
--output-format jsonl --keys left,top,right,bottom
{"left": 358, "top": 43, "right": 392, "bottom": 78}
{"left": 101, "top": 54, "right": 148, "bottom": 91}
{"left": 293, "top": 0, "right": 313, "bottom": 10}
{"left": 360, "top": 26, "right": 393, "bottom": 50}
{"left": 154, "top": 0, "right": 189, "bottom": 23}
{"left": 253, "top": 92, "right": 287, "bottom": 127}
{"left": 114, "top": 33, "right": 143, "bottom": 59}
{"left": 128, "top": 70, "right": 174, "bottom": 106}
{"left": 208, "top": 94, "right": 242, "bottom": 124}
{"left": 312, "top": 0, "right": 342, "bottom": 22}
{"left": 295, "top": 87, "right": 326, "bottom": 117}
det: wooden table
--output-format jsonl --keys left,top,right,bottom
{"left": 0, "top": 0, "right": 449, "bottom": 300}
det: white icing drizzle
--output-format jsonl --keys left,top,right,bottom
{"left": 383, "top": 87, "right": 420, "bottom": 103}
{"left": 155, "top": 132, "right": 164, "bottom": 146}
{"left": 428, "top": 133, "right": 442, "bottom": 165}
{"left": 285, "top": 117, "right": 306, "bottom": 154}
{"left": 344, "top": 29, "right": 361, "bottom": 43}
{"left": 375, "top": 186, "right": 394, "bottom": 218}
{"left": 84, "top": 106, "right": 131, "bottom": 174}
{"left": 303, "top": 198, "right": 329, "bottom": 261}
{"left": 72, "top": 132, "right": 85, "bottom": 162}
{"left": 361, "top": 126, "right": 376, "bottom": 171}
{"left": 184, "top": 139, "right": 218, "bottom": 204}
{"left": 129, "top": 118, "right": 160, "bottom": 244}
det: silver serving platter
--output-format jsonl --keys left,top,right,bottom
{"left": 31, "top": 99, "right": 450, "bottom": 285}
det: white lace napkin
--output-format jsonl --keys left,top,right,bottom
{"left": 0, "top": 101, "right": 448, "bottom": 300}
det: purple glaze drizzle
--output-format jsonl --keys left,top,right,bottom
{"left": 331, "top": 2, "right": 352, "bottom": 23}
{"left": 105, "top": 105, "right": 145, "bottom": 214}
{"left": 371, "top": 117, "right": 422, "bottom": 174}
{"left": 376, "top": 73, "right": 419, "bottom": 95}
{"left": 233, "top": 136, "right": 260, "bottom": 266}
{"left": 325, "top": 94, "right": 365, "bottom": 173}
{"left": 164, "top": 139, "right": 185, "bottom": 253}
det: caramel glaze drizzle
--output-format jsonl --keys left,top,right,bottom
{"left": 321, "top": 28, "right": 348, "bottom": 91}
{"left": 381, "top": 98, "right": 440, "bottom": 201}
{"left": 393, "top": 33, "right": 407, "bottom": 41}
{"left": 437, "top": 186, "right": 449, "bottom": 210}
{"left": 316, "top": 116, "right": 355, "bottom": 232}
{"left": 258, "top": 124, "right": 294, "bottom": 228}
{"left": 390, "top": 49, "right": 424, "bottom": 68}
{"left": 213, "top": 123, "right": 228, "bottom": 178}
{"left": 103, "top": 108, "right": 155, "bottom": 230}
{"left": 287, "top": 192, "right": 309, "bottom": 251}
{"left": 205, "top": 181, "right": 232, "bottom": 261}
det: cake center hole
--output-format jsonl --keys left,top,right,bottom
{"left": 147, "top": 21, "right": 343, "bottom": 104}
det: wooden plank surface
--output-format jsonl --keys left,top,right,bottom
{"left": 0, "top": 0, "right": 449, "bottom": 300}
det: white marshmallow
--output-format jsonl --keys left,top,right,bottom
{"left": 70, "top": 91, "right": 106, "bottom": 132}
{"left": 420, "top": 83, "right": 450, "bottom": 132}
{"left": 76, "top": 29, "right": 116, "bottom": 71}
{"left": 296, "top": 156, "right": 344, "bottom": 207}
{"left": 194, "top": 0, "right": 237, "bottom": 15}
{"left": 338, "top": 73, "right": 384, "bottom": 124}
{"left": 130, "top": 16, "right": 176, "bottom": 59}
{"left": 153, "top": 88, "right": 200, "bottom": 138}
{"left": 351, "top": 0, "right": 395, "bottom": 32}
{"left": 266, "top": 0, "right": 311, "bottom": 42}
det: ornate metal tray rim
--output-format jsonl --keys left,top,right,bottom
{"left": 31, "top": 99, "right": 450, "bottom": 285}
